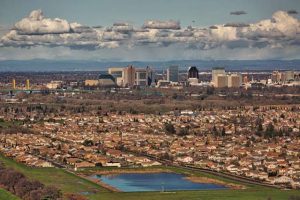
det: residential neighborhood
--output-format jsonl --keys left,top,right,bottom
{"left": 1, "top": 104, "right": 299, "bottom": 189}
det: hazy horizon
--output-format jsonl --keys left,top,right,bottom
{"left": 1, "top": 59, "right": 300, "bottom": 72}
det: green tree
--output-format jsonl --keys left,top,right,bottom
{"left": 255, "top": 119, "right": 264, "bottom": 137}
{"left": 83, "top": 139, "right": 94, "bottom": 146}
{"left": 164, "top": 123, "right": 176, "bottom": 134}
{"left": 265, "top": 123, "right": 275, "bottom": 138}
{"left": 212, "top": 125, "right": 218, "bottom": 136}
{"left": 178, "top": 127, "right": 189, "bottom": 136}
{"left": 221, "top": 127, "right": 226, "bottom": 136}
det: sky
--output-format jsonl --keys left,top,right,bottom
{"left": 0, "top": 0, "right": 300, "bottom": 61}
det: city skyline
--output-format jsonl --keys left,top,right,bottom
{"left": 0, "top": 0, "right": 300, "bottom": 62}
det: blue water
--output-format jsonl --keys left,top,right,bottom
{"left": 91, "top": 172, "right": 227, "bottom": 192}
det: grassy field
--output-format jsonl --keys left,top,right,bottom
{"left": 1, "top": 154, "right": 300, "bottom": 200}
{"left": 0, "top": 188, "right": 20, "bottom": 200}
{"left": 0, "top": 154, "right": 108, "bottom": 196}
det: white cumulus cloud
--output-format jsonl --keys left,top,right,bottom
{"left": 14, "top": 10, "right": 70, "bottom": 34}
{"left": 0, "top": 9, "right": 299, "bottom": 56}
{"left": 143, "top": 20, "right": 180, "bottom": 30}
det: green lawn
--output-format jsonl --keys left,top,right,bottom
{"left": 88, "top": 189, "right": 300, "bottom": 200}
{"left": 1, "top": 154, "right": 300, "bottom": 200}
{"left": 0, "top": 188, "right": 19, "bottom": 200}
{"left": 0, "top": 154, "right": 108, "bottom": 195}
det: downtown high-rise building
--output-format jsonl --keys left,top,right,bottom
{"left": 188, "top": 66, "right": 199, "bottom": 79}
{"left": 167, "top": 65, "right": 179, "bottom": 82}
{"left": 271, "top": 71, "right": 295, "bottom": 83}
{"left": 212, "top": 67, "right": 225, "bottom": 86}
{"left": 108, "top": 65, "right": 155, "bottom": 87}
{"left": 212, "top": 67, "right": 242, "bottom": 88}
{"left": 123, "top": 65, "right": 136, "bottom": 87}
{"left": 228, "top": 74, "right": 242, "bottom": 87}
{"left": 215, "top": 74, "right": 228, "bottom": 88}
{"left": 135, "top": 66, "right": 155, "bottom": 86}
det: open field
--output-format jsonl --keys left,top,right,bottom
{"left": 0, "top": 188, "right": 20, "bottom": 200}
{"left": 0, "top": 154, "right": 108, "bottom": 196}
{"left": 87, "top": 190, "right": 300, "bottom": 200}
{"left": 1, "top": 155, "right": 300, "bottom": 200}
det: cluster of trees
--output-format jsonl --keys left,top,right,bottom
{"left": 212, "top": 126, "right": 226, "bottom": 137}
{"left": 0, "top": 162, "right": 61, "bottom": 200}
{"left": 164, "top": 123, "right": 228, "bottom": 137}
{"left": 255, "top": 121, "right": 293, "bottom": 138}
{"left": 164, "top": 123, "right": 176, "bottom": 134}
{"left": 83, "top": 139, "right": 94, "bottom": 146}
{"left": 164, "top": 123, "right": 190, "bottom": 136}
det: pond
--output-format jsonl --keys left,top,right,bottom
{"left": 91, "top": 172, "right": 227, "bottom": 192}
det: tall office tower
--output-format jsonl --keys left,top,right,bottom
{"left": 215, "top": 75, "right": 228, "bottom": 88}
{"left": 285, "top": 71, "right": 294, "bottom": 81}
{"left": 25, "top": 79, "right": 30, "bottom": 90}
{"left": 12, "top": 79, "right": 16, "bottom": 89}
{"left": 271, "top": 71, "right": 281, "bottom": 83}
{"left": 212, "top": 67, "right": 225, "bottom": 86}
{"left": 188, "top": 66, "right": 199, "bottom": 79}
{"left": 228, "top": 74, "right": 242, "bottom": 87}
{"left": 135, "top": 68, "right": 148, "bottom": 86}
{"left": 167, "top": 65, "right": 179, "bottom": 82}
{"left": 134, "top": 67, "right": 155, "bottom": 87}
{"left": 108, "top": 67, "right": 124, "bottom": 86}
{"left": 123, "top": 65, "right": 136, "bottom": 87}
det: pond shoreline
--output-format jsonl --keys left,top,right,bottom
{"left": 78, "top": 174, "right": 121, "bottom": 192}
{"left": 90, "top": 168, "right": 172, "bottom": 175}
{"left": 185, "top": 176, "right": 246, "bottom": 190}
{"left": 91, "top": 169, "right": 237, "bottom": 189}
{"left": 79, "top": 168, "right": 174, "bottom": 192}
{"left": 84, "top": 169, "right": 243, "bottom": 192}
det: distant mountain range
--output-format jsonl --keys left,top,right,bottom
{"left": 0, "top": 59, "right": 300, "bottom": 72}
